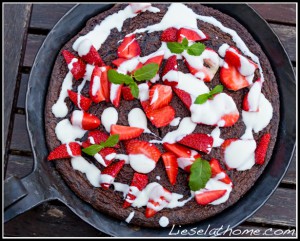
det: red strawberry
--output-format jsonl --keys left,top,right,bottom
{"left": 82, "top": 130, "right": 120, "bottom": 148}
{"left": 70, "top": 110, "right": 100, "bottom": 130}
{"left": 255, "top": 133, "right": 271, "bottom": 165}
{"left": 225, "top": 48, "right": 258, "bottom": 73}
{"left": 178, "top": 133, "right": 214, "bottom": 154}
{"left": 67, "top": 90, "right": 92, "bottom": 111}
{"left": 220, "top": 63, "right": 250, "bottom": 91}
{"left": 117, "top": 34, "right": 141, "bottom": 59}
{"left": 220, "top": 112, "right": 240, "bottom": 127}
{"left": 209, "top": 158, "right": 232, "bottom": 184}
{"left": 149, "top": 84, "right": 172, "bottom": 110}
{"left": 172, "top": 87, "right": 192, "bottom": 109}
{"left": 110, "top": 83, "right": 123, "bottom": 108}
{"left": 129, "top": 3, "right": 151, "bottom": 13}
{"left": 112, "top": 58, "right": 127, "bottom": 67}
{"left": 145, "top": 186, "right": 172, "bottom": 218}
{"left": 242, "top": 80, "right": 262, "bottom": 112}
{"left": 110, "top": 124, "right": 144, "bottom": 140}
{"left": 62, "top": 50, "right": 86, "bottom": 80}
{"left": 224, "top": 48, "right": 241, "bottom": 68}
{"left": 78, "top": 41, "right": 104, "bottom": 66}
{"left": 141, "top": 100, "right": 175, "bottom": 128}
{"left": 48, "top": 142, "right": 81, "bottom": 161}
{"left": 242, "top": 92, "right": 251, "bottom": 111}
{"left": 123, "top": 173, "right": 149, "bottom": 208}
{"left": 162, "top": 152, "right": 178, "bottom": 185}
{"left": 98, "top": 147, "right": 116, "bottom": 167}
{"left": 177, "top": 27, "right": 209, "bottom": 42}
{"left": 122, "top": 86, "right": 135, "bottom": 100}
{"left": 195, "top": 190, "right": 226, "bottom": 205}
{"left": 162, "top": 56, "right": 178, "bottom": 86}
{"left": 143, "top": 54, "right": 164, "bottom": 67}
{"left": 161, "top": 27, "right": 178, "bottom": 42}
{"left": 89, "top": 66, "right": 111, "bottom": 103}
{"left": 100, "top": 160, "right": 125, "bottom": 189}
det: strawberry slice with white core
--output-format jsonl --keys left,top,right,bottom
{"left": 77, "top": 39, "right": 104, "bottom": 66}
{"left": 178, "top": 133, "right": 214, "bottom": 154}
{"left": 177, "top": 27, "right": 209, "bottom": 42}
{"left": 195, "top": 189, "right": 227, "bottom": 205}
{"left": 183, "top": 48, "right": 219, "bottom": 82}
{"left": 110, "top": 124, "right": 144, "bottom": 140}
{"left": 62, "top": 50, "right": 86, "bottom": 80}
{"left": 129, "top": 3, "right": 151, "bottom": 13}
{"left": 243, "top": 80, "right": 262, "bottom": 112}
{"left": 100, "top": 160, "right": 125, "bottom": 189}
{"left": 123, "top": 173, "right": 149, "bottom": 208}
{"left": 71, "top": 110, "right": 100, "bottom": 130}
{"left": 221, "top": 138, "right": 257, "bottom": 171}
{"left": 89, "top": 66, "right": 111, "bottom": 103}
{"left": 125, "top": 139, "right": 161, "bottom": 174}
{"left": 162, "top": 55, "right": 178, "bottom": 86}
{"left": 149, "top": 84, "right": 172, "bottom": 110}
{"left": 110, "top": 83, "right": 123, "bottom": 108}
{"left": 48, "top": 142, "right": 81, "bottom": 161}
{"left": 162, "top": 152, "right": 178, "bottom": 185}
{"left": 145, "top": 185, "right": 172, "bottom": 218}
{"left": 117, "top": 34, "right": 141, "bottom": 59}
{"left": 172, "top": 87, "right": 192, "bottom": 109}
{"left": 190, "top": 93, "right": 239, "bottom": 127}
{"left": 67, "top": 90, "right": 92, "bottom": 111}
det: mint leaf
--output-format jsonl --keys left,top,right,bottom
{"left": 167, "top": 42, "right": 185, "bottom": 54}
{"left": 187, "top": 42, "right": 206, "bottom": 56}
{"left": 209, "top": 84, "right": 223, "bottom": 96}
{"left": 133, "top": 63, "right": 159, "bottom": 81}
{"left": 182, "top": 37, "right": 188, "bottom": 48}
{"left": 129, "top": 82, "right": 139, "bottom": 98}
{"left": 82, "top": 134, "right": 119, "bottom": 156}
{"left": 189, "top": 158, "right": 211, "bottom": 191}
{"left": 194, "top": 93, "right": 210, "bottom": 104}
{"left": 108, "top": 69, "right": 133, "bottom": 85}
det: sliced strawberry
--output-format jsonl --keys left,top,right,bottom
{"left": 117, "top": 34, "right": 141, "bottom": 59}
{"left": 82, "top": 130, "right": 120, "bottom": 148}
{"left": 62, "top": 50, "right": 86, "bottom": 80}
{"left": 177, "top": 27, "right": 209, "bottom": 42}
{"left": 112, "top": 58, "right": 127, "bottom": 67}
{"left": 125, "top": 139, "right": 161, "bottom": 163}
{"left": 220, "top": 112, "right": 240, "bottom": 127}
{"left": 67, "top": 90, "right": 92, "bottom": 111}
{"left": 89, "top": 66, "right": 110, "bottom": 103}
{"left": 161, "top": 27, "right": 178, "bottom": 42}
{"left": 48, "top": 142, "right": 81, "bottom": 161}
{"left": 123, "top": 173, "right": 149, "bottom": 208}
{"left": 143, "top": 54, "right": 164, "bottom": 67}
{"left": 100, "top": 160, "right": 125, "bottom": 189}
{"left": 141, "top": 100, "right": 175, "bottom": 128}
{"left": 209, "top": 158, "right": 232, "bottom": 184}
{"left": 242, "top": 92, "right": 251, "bottom": 111}
{"left": 220, "top": 64, "right": 250, "bottom": 91}
{"left": 70, "top": 110, "right": 100, "bottom": 130}
{"left": 110, "top": 124, "right": 144, "bottom": 140}
{"left": 162, "top": 55, "right": 178, "bottom": 86}
{"left": 255, "top": 133, "right": 271, "bottom": 165}
{"left": 78, "top": 41, "right": 104, "bottom": 66}
{"left": 172, "top": 87, "right": 192, "bottom": 109}
{"left": 178, "top": 133, "right": 214, "bottom": 154}
{"left": 162, "top": 152, "right": 178, "bottom": 185}
{"left": 121, "top": 86, "right": 135, "bottom": 100}
{"left": 129, "top": 3, "right": 151, "bottom": 13}
{"left": 100, "top": 66, "right": 111, "bottom": 102}
{"left": 195, "top": 190, "right": 227, "bottom": 205}
{"left": 149, "top": 84, "right": 172, "bottom": 110}
{"left": 110, "top": 83, "right": 123, "bottom": 108}
{"left": 98, "top": 147, "right": 116, "bottom": 167}
{"left": 242, "top": 80, "right": 262, "bottom": 112}
{"left": 224, "top": 48, "right": 241, "bottom": 68}
{"left": 145, "top": 186, "right": 172, "bottom": 218}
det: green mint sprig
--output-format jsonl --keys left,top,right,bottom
{"left": 107, "top": 63, "right": 159, "bottom": 98}
{"left": 194, "top": 85, "right": 224, "bottom": 105}
{"left": 167, "top": 38, "right": 206, "bottom": 56}
{"left": 189, "top": 158, "right": 212, "bottom": 191}
{"left": 82, "top": 134, "right": 119, "bottom": 156}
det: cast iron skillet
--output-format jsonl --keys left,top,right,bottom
{"left": 4, "top": 4, "right": 296, "bottom": 237}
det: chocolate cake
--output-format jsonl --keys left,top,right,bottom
{"left": 44, "top": 3, "right": 279, "bottom": 228}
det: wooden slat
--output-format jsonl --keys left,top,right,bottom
{"left": 5, "top": 155, "right": 33, "bottom": 179}
{"left": 250, "top": 4, "right": 296, "bottom": 25}
{"left": 23, "top": 34, "right": 46, "bottom": 67}
{"left": 281, "top": 151, "right": 296, "bottom": 185}
{"left": 247, "top": 188, "right": 296, "bottom": 227}
{"left": 30, "top": 4, "right": 75, "bottom": 30}
{"left": 17, "top": 73, "right": 29, "bottom": 109}
{"left": 4, "top": 4, "right": 31, "bottom": 146}
{"left": 270, "top": 24, "right": 296, "bottom": 62}
{"left": 10, "top": 114, "right": 32, "bottom": 152}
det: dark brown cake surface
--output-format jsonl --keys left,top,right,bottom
{"left": 44, "top": 4, "right": 279, "bottom": 228}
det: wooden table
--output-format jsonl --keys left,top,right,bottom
{"left": 4, "top": 3, "right": 296, "bottom": 237}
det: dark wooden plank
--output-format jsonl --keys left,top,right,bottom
{"left": 5, "top": 155, "right": 33, "bottom": 179}
{"left": 30, "top": 4, "right": 75, "bottom": 30}
{"left": 10, "top": 114, "right": 32, "bottom": 152}
{"left": 23, "top": 34, "right": 46, "bottom": 67}
{"left": 17, "top": 74, "right": 29, "bottom": 109}
{"left": 281, "top": 150, "right": 296, "bottom": 185}
{"left": 4, "top": 4, "right": 31, "bottom": 146}
{"left": 270, "top": 24, "right": 296, "bottom": 62}
{"left": 250, "top": 4, "right": 296, "bottom": 25}
{"left": 247, "top": 188, "right": 296, "bottom": 227}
